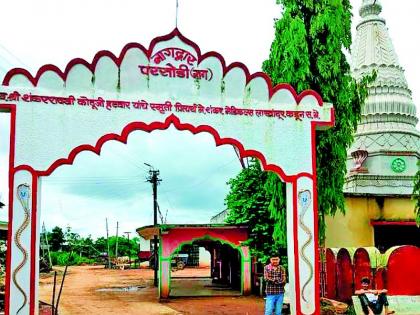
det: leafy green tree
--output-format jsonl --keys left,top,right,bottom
{"left": 95, "top": 236, "right": 138, "bottom": 258}
{"left": 80, "top": 235, "right": 99, "bottom": 257}
{"left": 94, "top": 237, "right": 108, "bottom": 253}
{"left": 49, "top": 226, "right": 65, "bottom": 251}
{"left": 130, "top": 237, "right": 141, "bottom": 257}
{"left": 262, "top": 0, "right": 370, "bottom": 244}
{"left": 413, "top": 160, "right": 420, "bottom": 226}
{"left": 265, "top": 173, "right": 287, "bottom": 248}
{"left": 225, "top": 159, "right": 285, "bottom": 263}
{"left": 64, "top": 225, "right": 82, "bottom": 252}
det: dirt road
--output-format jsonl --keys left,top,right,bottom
{"left": 39, "top": 266, "right": 265, "bottom": 315}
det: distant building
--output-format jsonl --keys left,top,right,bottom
{"left": 210, "top": 209, "right": 230, "bottom": 224}
{"left": 326, "top": 0, "right": 420, "bottom": 249}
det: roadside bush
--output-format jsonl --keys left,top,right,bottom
{"left": 78, "top": 256, "right": 96, "bottom": 265}
{"left": 0, "top": 240, "right": 7, "bottom": 275}
{"left": 50, "top": 251, "right": 95, "bottom": 266}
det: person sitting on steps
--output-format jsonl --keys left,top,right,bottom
{"left": 355, "top": 277, "right": 395, "bottom": 315}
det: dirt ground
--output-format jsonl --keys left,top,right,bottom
{"left": 39, "top": 265, "right": 265, "bottom": 315}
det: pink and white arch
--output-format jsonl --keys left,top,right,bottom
{"left": 0, "top": 29, "right": 334, "bottom": 315}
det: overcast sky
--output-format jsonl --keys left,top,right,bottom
{"left": 0, "top": 0, "right": 419, "bottom": 238}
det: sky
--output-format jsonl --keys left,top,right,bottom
{"left": 0, "top": 0, "right": 419, "bottom": 239}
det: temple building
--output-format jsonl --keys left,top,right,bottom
{"left": 326, "top": 0, "right": 420, "bottom": 249}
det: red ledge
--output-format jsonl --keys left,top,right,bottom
{"left": 14, "top": 114, "right": 312, "bottom": 182}
{"left": 2, "top": 28, "right": 324, "bottom": 106}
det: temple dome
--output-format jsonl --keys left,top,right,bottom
{"left": 346, "top": 0, "right": 420, "bottom": 195}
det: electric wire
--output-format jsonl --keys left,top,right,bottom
{"left": 107, "top": 149, "right": 149, "bottom": 173}
{"left": 0, "top": 43, "right": 29, "bottom": 69}
{"left": 161, "top": 157, "right": 238, "bottom": 194}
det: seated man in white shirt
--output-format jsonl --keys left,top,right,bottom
{"left": 355, "top": 277, "right": 395, "bottom": 315}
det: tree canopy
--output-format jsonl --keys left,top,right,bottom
{"left": 262, "top": 0, "right": 370, "bottom": 244}
{"left": 49, "top": 226, "right": 65, "bottom": 251}
{"left": 225, "top": 159, "right": 286, "bottom": 263}
{"left": 226, "top": 0, "right": 370, "bottom": 253}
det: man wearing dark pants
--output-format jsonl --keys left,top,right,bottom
{"left": 355, "top": 277, "right": 394, "bottom": 315}
{"left": 264, "top": 254, "right": 286, "bottom": 315}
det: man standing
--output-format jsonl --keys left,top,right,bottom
{"left": 355, "top": 277, "right": 394, "bottom": 315}
{"left": 264, "top": 254, "right": 286, "bottom": 315}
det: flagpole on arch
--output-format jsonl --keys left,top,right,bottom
{"left": 175, "top": 0, "right": 179, "bottom": 28}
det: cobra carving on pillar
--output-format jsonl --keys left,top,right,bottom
{"left": 298, "top": 189, "right": 313, "bottom": 303}
{"left": 13, "top": 183, "right": 31, "bottom": 314}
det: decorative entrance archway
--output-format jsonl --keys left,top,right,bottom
{"left": 138, "top": 224, "right": 250, "bottom": 298}
{"left": 0, "top": 29, "right": 334, "bottom": 315}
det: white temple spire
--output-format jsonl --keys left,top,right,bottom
{"left": 346, "top": 0, "right": 420, "bottom": 195}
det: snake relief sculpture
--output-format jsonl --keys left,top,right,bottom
{"left": 298, "top": 189, "right": 313, "bottom": 303}
{"left": 13, "top": 183, "right": 31, "bottom": 314}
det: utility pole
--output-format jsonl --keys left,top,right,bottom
{"left": 145, "top": 163, "right": 161, "bottom": 287}
{"left": 124, "top": 231, "right": 131, "bottom": 266}
{"left": 106, "top": 218, "right": 111, "bottom": 269}
{"left": 42, "top": 222, "right": 52, "bottom": 269}
{"left": 115, "top": 221, "right": 119, "bottom": 259}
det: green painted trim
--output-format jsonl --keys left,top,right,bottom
{"left": 160, "top": 224, "right": 177, "bottom": 231}
{"left": 158, "top": 234, "right": 162, "bottom": 297}
{"left": 240, "top": 250, "right": 244, "bottom": 295}
{"left": 167, "top": 235, "right": 247, "bottom": 296}
{"left": 159, "top": 223, "right": 245, "bottom": 232}
{"left": 169, "top": 235, "right": 243, "bottom": 256}
{"left": 159, "top": 235, "right": 173, "bottom": 295}
{"left": 247, "top": 259, "right": 252, "bottom": 293}
{"left": 160, "top": 257, "right": 171, "bottom": 261}
{"left": 168, "top": 259, "right": 172, "bottom": 294}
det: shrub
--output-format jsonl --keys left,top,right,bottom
{"left": 49, "top": 251, "right": 95, "bottom": 266}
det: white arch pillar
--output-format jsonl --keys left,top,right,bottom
{"left": 287, "top": 177, "right": 319, "bottom": 315}
{"left": 7, "top": 169, "right": 40, "bottom": 315}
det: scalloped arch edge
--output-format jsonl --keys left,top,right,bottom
{"left": 2, "top": 28, "right": 324, "bottom": 106}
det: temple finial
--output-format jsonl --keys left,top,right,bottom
{"left": 360, "top": 0, "right": 382, "bottom": 18}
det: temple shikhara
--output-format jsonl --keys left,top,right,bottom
{"left": 326, "top": 0, "right": 420, "bottom": 249}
